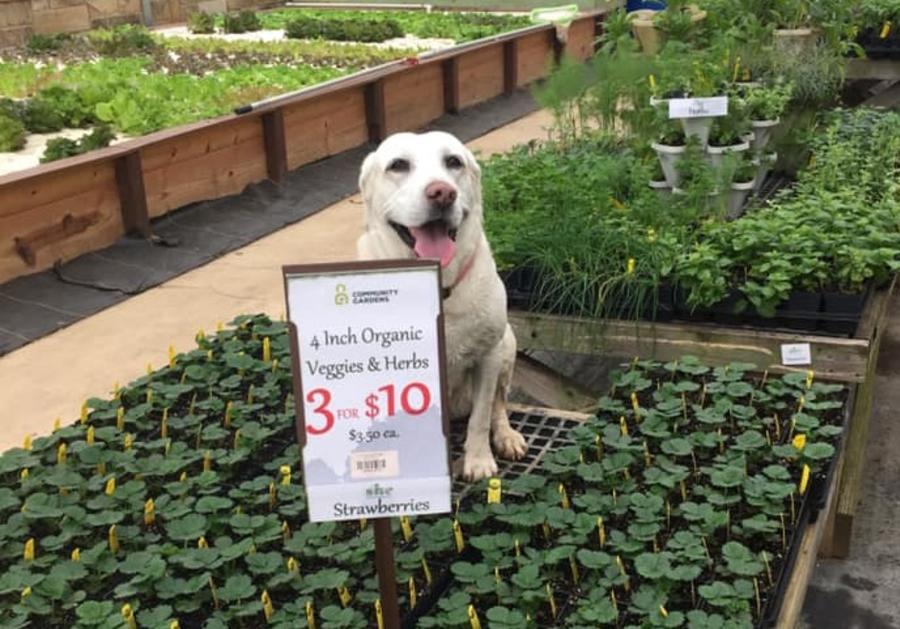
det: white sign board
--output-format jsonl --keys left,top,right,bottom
{"left": 669, "top": 96, "right": 729, "bottom": 119}
{"left": 781, "top": 343, "right": 813, "bottom": 366}
{"left": 284, "top": 261, "right": 451, "bottom": 522}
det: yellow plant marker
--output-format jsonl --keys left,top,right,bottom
{"left": 487, "top": 478, "right": 502, "bottom": 504}
{"left": 109, "top": 525, "right": 119, "bottom": 553}
{"left": 268, "top": 482, "right": 277, "bottom": 509}
{"left": 271, "top": 358, "right": 279, "bottom": 373}
{"left": 71, "top": 548, "right": 81, "bottom": 561}
{"left": 247, "top": 385, "right": 255, "bottom": 405}
{"left": 124, "top": 434, "right": 134, "bottom": 451}
{"left": 180, "top": 471, "right": 187, "bottom": 482}
{"left": 122, "top": 604, "right": 138, "bottom": 629}
{"left": 117, "top": 407, "right": 125, "bottom": 431}
{"left": 198, "top": 536, "right": 209, "bottom": 549}
{"left": 375, "top": 600, "right": 384, "bottom": 629}
{"left": 209, "top": 576, "right": 220, "bottom": 609}
{"left": 261, "top": 591, "right": 275, "bottom": 621}
{"left": 233, "top": 430, "right": 241, "bottom": 450}
{"left": 169, "top": 622, "right": 180, "bottom": 629}
{"left": 86, "top": 426, "right": 95, "bottom": 446}
{"left": 53, "top": 417, "right": 61, "bottom": 432}
{"left": 400, "top": 516, "right": 414, "bottom": 542}
{"left": 647, "top": 228, "right": 657, "bottom": 243}
{"left": 161, "top": 408, "right": 169, "bottom": 440}
{"left": 648, "top": 74, "right": 657, "bottom": 91}
{"left": 806, "top": 369, "right": 814, "bottom": 389}
{"left": 224, "top": 401, "right": 233, "bottom": 427}
{"left": 882, "top": 21, "right": 892, "bottom": 39}
{"left": 306, "top": 601, "right": 316, "bottom": 629}
{"left": 113, "top": 381, "right": 121, "bottom": 399}
{"left": 546, "top": 583, "right": 557, "bottom": 619}
{"left": 611, "top": 590, "right": 618, "bottom": 612}
{"left": 207, "top": 350, "right": 213, "bottom": 362}
{"left": 626, "top": 258, "right": 636, "bottom": 274}
{"left": 792, "top": 434, "right": 807, "bottom": 451}
{"left": 799, "top": 464, "right": 811, "bottom": 495}
{"left": 619, "top": 416, "right": 628, "bottom": 437}
{"left": 569, "top": 555, "right": 580, "bottom": 583}
{"left": 453, "top": 520, "right": 465, "bottom": 553}
{"left": 280, "top": 465, "right": 291, "bottom": 486}
{"left": 643, "top": 440, "right": 652, "bottom": 467}
{"left": 337, "top": 586, "right": 351, "bottom": 607}
{"left": 144, "top": 499, "right": 155, "bottom": 526}
{"left": 168, "top": 345, "right": 176, "bottom": 369}
{"left": 631, "top": 392, "right": 640, "bottom": 414}
{"left": 287, "top": 557, "right": 299, "bottom": 574}
{"left": 597, "top": 517, "right": 606, "bottom": 547}
{"left": 57, "top": 443, "right": 67, "bottom": 466}
{"left": 164, "top": 439, "right": 172, "bottom": 457}
{"left": 146, "top": 389, "right": 153, "bottom": 405}
{"left": 660, "top": 605, "right": 669, "bottom": 618}
{"left": 732, "top": 56, "right": 741, "bottom": 82}
{"left": 421, "top": 558, "right": 433, "bottom": 585}
{"left": 196, "top": 329, "right": 205, "bottom": 343}
{"left": 263, "top": 337, "right": 272, "bottom": 363}
{"left": 105, "top": 477, "right": 116, "bottom": 497}
{"left": 203, "top": 451, "right": 212, "bottom": 473}
{"left": 798, "top": 395, "right": 806, "bottom": 412}
{"left": 595, "top": 434, "right": 603, "bottom": 459}
{"left": 515, "top": 538, "right": 521, "bottom": 557}
{"left": 80, "top": 400, "right": 89, "bottom": 425}
{"left": 408, "top": 577, "right": 418, "bottom": 608}
{"left": 21, "top": 586, "right": 31, "bottom": 601}
{"left": 282, "top": 520, "right": 291, "bottom": 542}
{"left": 468, "top": 604, "right": 482, "bottom": 629}
{"left": 23, "top": 435, "right": 32, "bottom": 451}
{"left": 20, "top": 469, "right": 29, "bottom": 482}
{"left": 359, "top": 518, "right": 367, "bottom": 532}
{"left": 494, "top": 566, "right": 501, "bottom": 584}
{"left": 23, "top": 538, "right": 34, "bottom": 562}
{"left": 558, "top": 483, "right": 570, "bottom": 509}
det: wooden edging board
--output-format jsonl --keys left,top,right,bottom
{"left": 0, "top": 8, "right": 612, "bottom": 286}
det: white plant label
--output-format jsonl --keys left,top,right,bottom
{"left": 781, "top": 343, "right": 813, "bottom": 366}
{"left": 669, "top": 96, "right": 729, "bottom": 119}
{"left": 284, "top": 262, "right": 451, "bottom": 522}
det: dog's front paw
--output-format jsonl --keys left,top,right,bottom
{"left": 454, "top": 451, "right": 499, "bottom": 481}
{"left": 493, "top": 427, "right": 527, "bottom": 460}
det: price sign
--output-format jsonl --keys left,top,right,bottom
{"left": 283, "top": 260, "right": 452, "bottom": 523}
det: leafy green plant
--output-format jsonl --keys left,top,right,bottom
{"left": 285, "top": 16, "right": 403, "bottom": 43}
{"left": 188, "top": 12, "right": 217, "bottom": 34}
{"left": 85, "top": 24, "right": 156, "bottom": 56}
{"left": 0, "top": 113, "right": 26, "bottom": 151}
{"left": 40, "top": 124, "right": 115, "bottom": 163}
{"left": 223, "top": 10, "right": 262, "bottom": 34}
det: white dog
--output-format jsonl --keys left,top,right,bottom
{"left": 357, "top": 131, "right": 527, "bottom": 480}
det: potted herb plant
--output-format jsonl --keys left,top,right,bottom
{"left": 727, "top": 158, "right": 757, "bottom": 219}
{"left": 628, "top": 0, "right": 707, "bottom": 55}
{"left": 706, "top": 115, "right": 751, "bottom": 171}
{"left": 648, "top": 159, "right": 671, "bottom": 199}
{"left": 771, "top": 0, "right": 820, "bottom": 55}
{"left": 744, "top": 81, "right": 794, "bottom": 154}
{"left": 652, "top": 117, "right": 688, "bottom": 188}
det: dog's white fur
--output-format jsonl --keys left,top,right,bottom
{"left": 357, "top": 131, "right": 527, "bottom": 480}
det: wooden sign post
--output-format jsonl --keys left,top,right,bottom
{"left": 283, "top": 260, "right": 453, "bottom": 629}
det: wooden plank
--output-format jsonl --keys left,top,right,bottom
{"left": 509, "top": 310, "right": 872, "bottom": 383}
{"left": 261, "top": 109, "right": 287, "bottom": 184}
{"left": 383, "top": 62, "right": 444, "bottom": 135}
{"left": 512, "top": 353, "right": 598, "bottom": 413}
{"left": 516, "top": 30, "right": 553, "bottom": 87}
{"left": 0, "top": 162, "right": 123, "bottom": 283}
{"left": 283, "top": 87, "right": 368, "bottom": 170}
{"left": 862, "top": 80, "right": 900, "bottom": 108}
{"left": 776, "top": 448, "right": 845, "bottom": 627}
{"left": 503, "top": 39, "right": 518, "bottom": 95}
{"left": 114, "top": 151, "right": 150, "bottom": 237}
{"left": 443, "top": 57, "right": 460, "bottom": 114}
{"left": 365, "top": 79, "right": 387, "bottom": 142}
{"left": 32, "top": 4, "right": 90, "bottom": 33}
{"left": 141, "top": 117, "right": 267, "bottom": 218}
{"left": 846, "top": 58, "right": 900, "bottom": 81}
{"left": 457, "top": 43, "right": 505, "bottom": 109}
{"left": 831, "top": 277, "right": 897, "bottom": 556}
{"left": 563, "top": 14, "right": 598, "bottom": 62}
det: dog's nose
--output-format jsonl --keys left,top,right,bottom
{"left": 425, "top": 181, "right": 457, "bottom": 210}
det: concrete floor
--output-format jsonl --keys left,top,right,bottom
{"left": 0, "top": 110, "right": 553, "bottom": 453}
{"left": 801, "top": 291, "right": 900, "bottom": 628}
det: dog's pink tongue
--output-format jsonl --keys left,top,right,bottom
{"left": 410, "top": 224, "right": 456, "bottom": 268}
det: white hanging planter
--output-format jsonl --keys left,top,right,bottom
{"left": 652, "top": 141, "right": 686, "bottom": 188}
{"left": 727, "top": 180, "right": 755, "bottom": 219}
{"left": 706, "top": 141, "right": 750, "bottom": 170}
{"left": 680, "top": 116, "right": 715, "bottom": 149}
{"left": 750, "top": 119, "right": 780, "bottom": 155}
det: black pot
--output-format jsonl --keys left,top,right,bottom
{"left": 776, "top": 290, "right": 822, "bottom": 331}
{"left": 820, "top": 288, "right": 868, "bottom": 336}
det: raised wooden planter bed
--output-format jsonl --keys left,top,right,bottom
{"left": 509, "top": 275, "right": 897, "bottom": 561}
{"left": 0, "top": 10, "right": 608, "bottom": 286}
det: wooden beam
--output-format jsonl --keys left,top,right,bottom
{"left": 846, "top": 58, "right": 900, "bottom": 81}
{"left": 261, "top": 110, "right": 287, "bottom": 184}
{"left": 503, "top": 39, "right": 518, "bottom": 95}
{"left": 442, "top": 57, "right": 460, "bottom": 113}
{"left": 114, "top": 151, "right": 151, "bottom": 237}
{"left": 364, "top": 79, "right": 386, "bottom": 142}
{"left": 509, "top": 310, "right": 874, "bottom": 384}
{"left": 512, "top": 353, "right": 598, "bottom": 413}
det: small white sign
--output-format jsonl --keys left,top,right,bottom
{"left": 669, "top": 96, "right": 729, "bottom": 119}
{"left": 284, "top": 261, "right": 452, "bottom": 523}
{"left": 781, "top": 343, "right": 813, "bottom": 366}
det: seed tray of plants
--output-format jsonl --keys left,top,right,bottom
{"left": 0, "top": 314, "right": 849, "bottom": 628}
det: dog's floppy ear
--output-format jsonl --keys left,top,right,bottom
{"left": 358, "top": 151, "right": 378, "bottom": 206}
{"left": 461, "top": 145, "right": 482, "bottom": 210}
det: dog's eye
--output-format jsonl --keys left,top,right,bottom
{"left": 445, "top": 155, "right": 464, "bottom": 170}
{"left": 387, "top": 158, "right": 410, "bottom": 173}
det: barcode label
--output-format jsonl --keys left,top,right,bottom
{"left": 350, "top": 451, "right": 399, "bottom": 479}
